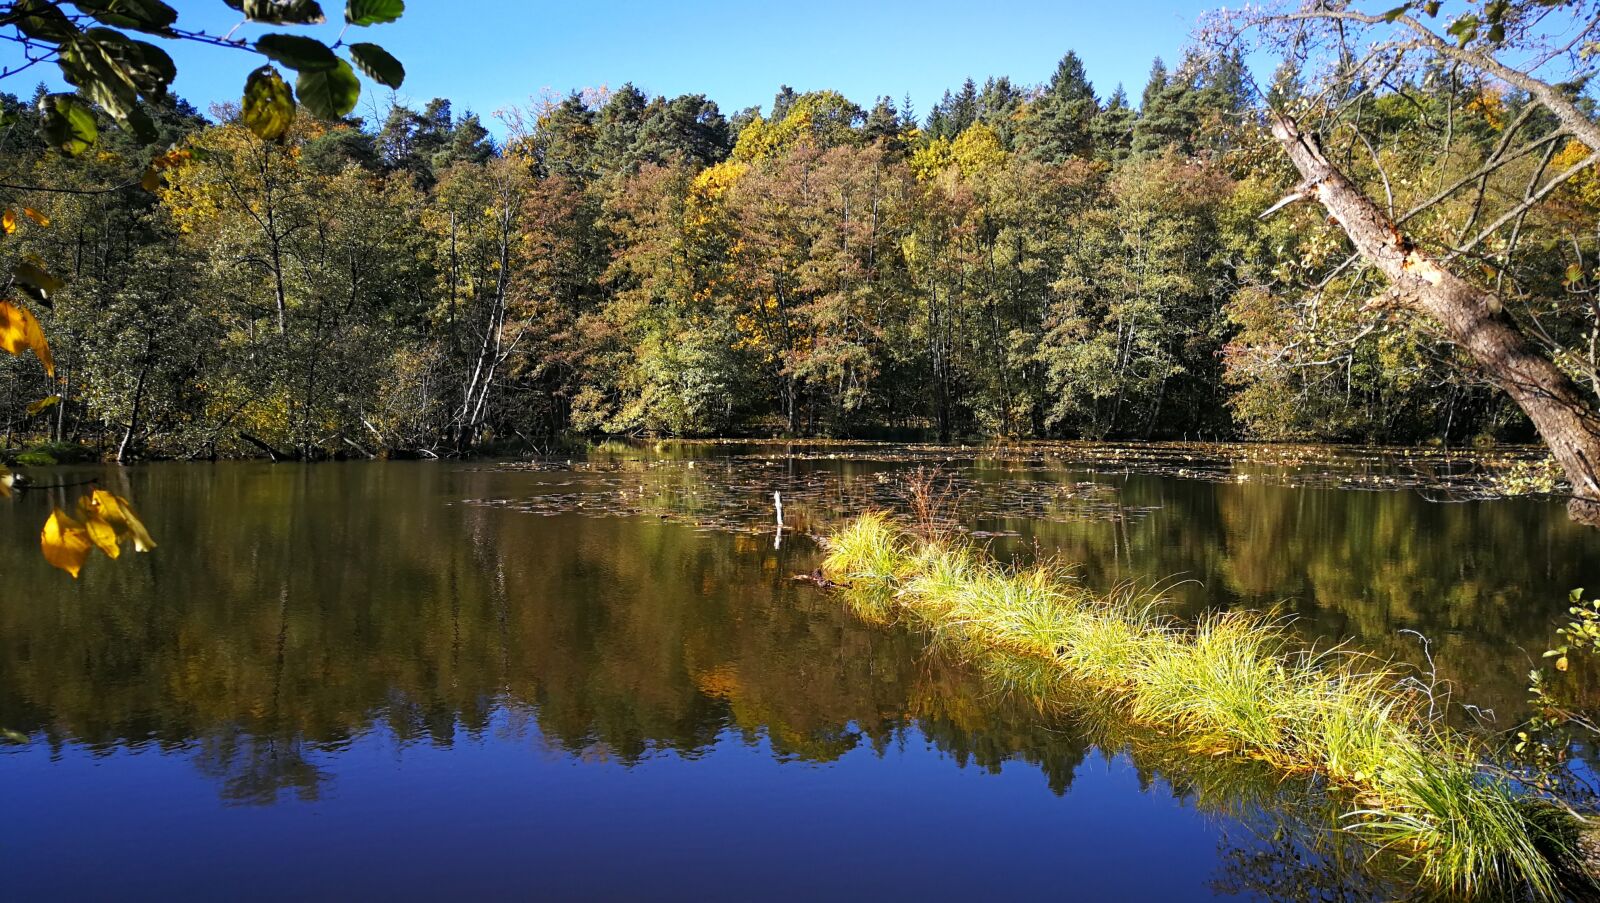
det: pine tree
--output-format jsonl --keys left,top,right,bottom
{"left": 925, "top": 90, "right": 954, "bottom": 140}
{"left": 1017, "top": 51, "right": 1098, "bottom": 161}
{"left": 975, "top": 76, "right": 1025, "bottom": 148}
{"left": 948, "top": 78, "right": 979, "bottom": 135}
{"left": 442, "top": 113, "right": 495, "bottom": 167}
{"left": 864, "top": 95, "right": 907, "bottom": 155}
{"left": 1090, "top": 84, "right": 1136, "bottom": 162}
{"left": 770, "top": 85, "right": 799, "bottom": 122}
{"left": 1131, "top": 58, "right": 1197, "bottom": 156}
{"left": 535, "top": 94, "right": 599, "bottom": 181}
{"left": 595, "top": 83, "right": 649, "bottom": 173}
{"left": 635, "top": 94, "right": 731, "bottom": 167}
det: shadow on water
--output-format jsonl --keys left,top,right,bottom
{"left": 0, "top": 446, "right": 1595, "bottom": 898}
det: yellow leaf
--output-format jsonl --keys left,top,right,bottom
{"left": 25, "top": 395, "right": 60, "bottom": 416}
{"left": 41, "top": 508, "right": 91, "bottom": 578}
{"left": 0, "top": 464, "right": 11, "bottom": 499}
{"left": 22, "top": 208, "right": 48, "bottom": 227}
{"left": 1557, "top": 655, "right": 1570, "bottom": 672}
{"left": 1, "top": 209, "right": 14, "bottom": 235}
{"left": 91, "top": 490, "right": 156, "bottom": 552}
{"left": 0, "top": 301, "right": 27, "bottom": 357}
{"left": 76, "top": 496, "right": 121, "bottom": 560}
{"left": 0, "top": 301, "right": 54, "bottom": 378}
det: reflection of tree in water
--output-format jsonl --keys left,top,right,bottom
{"left": 1211, "top": 822, "right": 1397, "bottom": 903}
{"left": 192, "top": 728, "right": 327, "bottom": 806}
{"left": 0, "top": 460, "right": 1591, "bottom": 891}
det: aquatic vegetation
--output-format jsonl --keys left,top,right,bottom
{"left": 821, "top": 512, "right": 1593, "bottom": 900}
{"left": 1493, "top": 456, "right": 1567, "bottom": 498}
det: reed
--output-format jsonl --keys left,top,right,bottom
{"left": 821, "top": 512, "right": 1590, "bottom": 900}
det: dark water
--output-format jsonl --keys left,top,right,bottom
{"left": 2, "top": 447, "right": 1597, "bottom": 900}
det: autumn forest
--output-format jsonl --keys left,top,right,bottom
{"left": 5, "top": 24, "right": 1597, "bottom": 461}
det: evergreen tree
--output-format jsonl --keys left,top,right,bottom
{"left": 634, "top": 94, "right": 731, "bottom": 167}
{"left": 977, "top": 76, "right": 1026, "bottom": 148}
{"left": 770, "top": 85, "right": 799, "bottom": 122}
{"left": 534, "top": 94, "right": 599, "bottom": 181}
{"left": 1090, "top": 85, "right": 1137, "bottom": 162}
{"left": 948, "top": 78, "right": 979, "bottom": 135}
{"left": 1131, "top": 58, "right": 1198, "bottom": 156}
{"left": 864, "top": 95, "right": 908, "bottom": 156}
{"left": 595, "top": 83, "right": 650, "bottom": 173}
{"left": 441, "top": 113, "right": 495, "bottom": 167}
{"left": 1017, "top": 51, "right": 1098, "bottom": 161}
{"left": 925, "top": 91, "right": 954, "bottom": 140}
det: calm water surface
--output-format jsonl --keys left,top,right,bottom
{"left": 3, "top": 445, "right": 1598, "bottom": 900}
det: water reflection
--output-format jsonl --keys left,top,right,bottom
{"left": 0, "top": 451, "right": 1595, "bottom": 899}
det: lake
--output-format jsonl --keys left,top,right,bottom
{"left": 3, "top": 443, "right": 1597, "bottom": 900}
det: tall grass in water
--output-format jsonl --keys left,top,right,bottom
{"left": 821, "top": 512, "right": 1591, "bottom": 901}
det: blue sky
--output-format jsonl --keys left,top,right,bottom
{"left": 6, "top": 0, "right": 1222, "bottom": 134}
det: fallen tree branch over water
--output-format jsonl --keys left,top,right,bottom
{"left": 821, "top": 512, "right": 1594, "bottom": 900}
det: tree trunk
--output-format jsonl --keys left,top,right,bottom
{"left": 1271, "top": 113, "right": 1600, "bottom": 525}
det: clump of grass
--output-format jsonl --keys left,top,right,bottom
{"left": 820, "top": 513, "right": 1592, "bottom": 900}
{"left": 822, "top": 511, "right": 912, "bottom": 584}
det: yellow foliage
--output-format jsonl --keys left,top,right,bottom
{"left": 1, "top": 209, "right": 14, "bottom": 234}
{"left": 0, "top": 300, "right": 54, "bottom": 377}
{"left": 692, "top": 160, "right": 748, "bottom": 197}
{"left": 40, "top": 490, "right": 157, "bottom": 578}
{"left": 1465, "top": 89, "right": 1508, "bottom": 131}
{"left": 910, "top": 138, "right": 954, "bottom": 182}
{"left": 950, "top": 124, "right": 1007, "bottom": 177}
{"left": 1553, "top": 138, "right": 1600, "bottom": 210}
{"left": 731, "top": 114, "right": 775, "bottom": 162}
{"left": 732, "top": 91, "right": 861, "bottom": 162}
{"left": 40, "top": 508, "right": 92, "bottom": 579}
{"left": 78, "top": 496, "right": 121, "bottom": 559}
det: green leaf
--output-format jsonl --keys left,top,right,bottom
{"left": 38, "top": 94, "right": 98, "bottom": 156}
{"left": 237, "top": 0, "right": 326, "bottom": 24}
{"left": 256, "top": 33, "right": 339, "bottom": 71}
{"left": 56, "top": 30, "right": 144, "bottom": 122}
{"left": 71, "top": 0, "right": 180, "bottom": 33}
{"left": 242, "top": 65, "right": 295, "bottom": 141}
{"left": 1381, "top": 5, "right": 1410, "bottom": 22}
{"left": 295, "top": 58, "right": 361, "bottom": 119}
{"left": 85, "top": 28, "right": 176, "bottom": 97}
{"left": 12, "top": 0, "right": 78, "bottom": 42}
{"left": 349, "top": 43, "right": 404, "bottom": 88}
{"left": 1447, "top": 14, "right": 1480, "bottom": 45}
{"left": 345, "top": 0, "right": 404, "bottom": 26}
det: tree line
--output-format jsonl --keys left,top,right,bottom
{"left": 2, "top": 36, "right": 1597, "bottom": 458}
